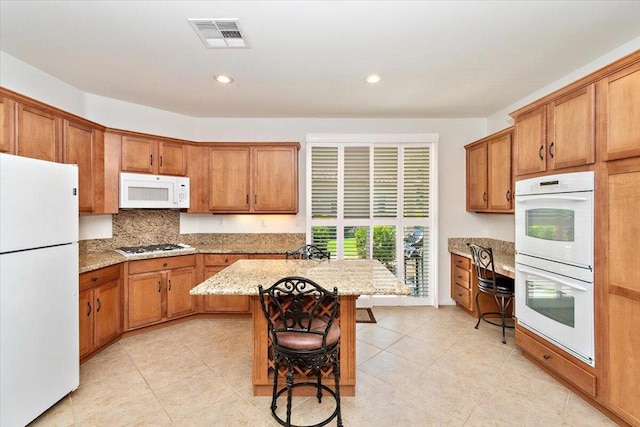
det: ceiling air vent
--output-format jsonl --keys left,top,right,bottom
{"left": 188, "top": 19, "right": 249, "bottom": 48}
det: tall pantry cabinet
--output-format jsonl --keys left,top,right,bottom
{"left": 595, "top": 59, "right": 640, "bottom": 426}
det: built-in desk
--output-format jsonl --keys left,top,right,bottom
{"left": 190, "top": 259, "right": 411, "bottom": 396}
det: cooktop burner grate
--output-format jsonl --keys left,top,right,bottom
{"left": 116, "top": 243, "right": 189, "bottom": 255}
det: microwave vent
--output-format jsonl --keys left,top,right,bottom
{"left": 188, "top": 19, "right": 249, "bottom": 48}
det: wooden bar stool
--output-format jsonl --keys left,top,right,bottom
{"left": 258, "top": 276, "right": 343, "bottom": 427}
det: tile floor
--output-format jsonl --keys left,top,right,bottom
{"left": 30, "top": 306, "right": 616, "bottom": 426}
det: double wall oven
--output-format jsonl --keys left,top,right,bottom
{"left": 514, "top": 171, "right": 595, "bottom": 366}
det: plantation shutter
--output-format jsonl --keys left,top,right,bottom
{"left": 344, "top": 146, "right": 370, "bottom": 219}
{"left": 311, "top": 146, "right": 338, "bottom": 219}
{"left": 373, "top": 147, "right": 398, "bottom": 218}
{"left": 403, "top": 146, "right": 430, "bottom": 218}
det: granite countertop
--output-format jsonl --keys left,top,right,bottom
{"left": 448, "top": 237, "right": 515, "bottom": 279}
{"left": 78, "top": 243, "right": 298, "bottom": 273}
{"left": 190, "top": 259, "right": 413, "bottom": 296}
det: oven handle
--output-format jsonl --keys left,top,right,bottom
{"left": 517, "top": 266, "right": 588, "bottom": 291}
{"left": 516, "top": 195, "right": 588, "bottom": 203}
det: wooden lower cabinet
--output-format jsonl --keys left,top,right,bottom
{"left": 450, "top": 253, "right": 513, "bottom": 317}
{"left": 79, "top": 264, "right": 122, "bottom": 360}
{"left": 126, "top": 255, "right": 196, "bottom": 330}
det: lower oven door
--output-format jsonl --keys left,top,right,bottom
{"left": 515, "top": 263, "right": 594, "bottom": 366}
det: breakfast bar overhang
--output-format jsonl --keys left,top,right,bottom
{"left": 190, "top": 259, "right": 412, "bottom": 396}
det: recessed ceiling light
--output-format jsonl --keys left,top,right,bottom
{"left": 365, "top": 74, "right": 382, "bottom": 84}
{"left": 214, "top": 74, "right": 234, "bottom": 84}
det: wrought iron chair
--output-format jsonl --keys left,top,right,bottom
{"left": 258, "top": 276, "right": 342, "bottom": 427}
{"left": 285, "top": 244, "right": 331, "bottom": 260}
{"left": 466, "top": 243, "right": 515, "bottom": 344}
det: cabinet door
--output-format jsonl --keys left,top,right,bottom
{"left": 606, "top": 166, "right": 640, "bottom": 425}
{"left": 186, "top": 144, "right": 209, "bottom": 212}
{"left": 79, "top": 289, "right": 94, "bottom": 358}
{"left": 158, "top": 141, "right": 186, "bottom": 176}
{"left": 167, "top": 266, "right": 196, "bottom": 318}
{"left": 600, "top": 62, "right": 640, "bottom": 161}
{"left": 547, "top": 85, "right": 595, "bottom": 170}
{"left": 127, "top": 272, "right": 163, "bottom": 329}
{"left": 0, "top": 96, "right": 15, "bottom": 153}
{"left": 209, "top": 147, "right": 251, "bottom": 211}
{"left": 253, "top": 146, "right": 298, "bottom": 212}
{"left": 94, "top": 279, "right": 121, "bottom": 348}
{"left": 487, "top": 133, "right": 512, "bottom": 211}
{"left": 202, "top": 266, "right": 250, "bottom": 312}
{"left": 514, "top": 106, "right": 546, "bottom": 176}
{"left": 16, "top": 104, "right": 61, "bottom": 162}
{"left": 122, "top": 136, "right": 155, "bottom": 173}
{"left": 466, "top": 142, "right": 488, "bottom": 211}
{"left": 63, "top": 120, "right": 94, "bottom": 212}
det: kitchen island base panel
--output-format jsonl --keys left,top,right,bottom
{"left": 251, "top": 295, "right": 357, "bottom": 397}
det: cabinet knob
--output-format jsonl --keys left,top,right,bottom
{"left": 483, "top": 192, "right": 487, "bottom": 202}
{"left": 163, "top": 262, "right": 168, "bottom": 267}
{"left": 543, "top": 354, "right": 550, "bottom": 360}
{"left": 150, "top": 154, "right": 153, "bottom": 166}
{"left": 158, "top": 281, "right": 161, "bottom": 293}
{"left": 168, "top": 279, "right": 172, "bottom": 291}
{"left": 96, "top": 298, "right": 101, "bottom": 313}
{"left": 549, "top": 142, "right": 555, "bottom": 159}
{"left": 506, "top": 189, "right": 511, "bottom": 202}
{"left": 160, "top": 155, "right": 163, "bottom": 167}
{"left": 86, "top": 301, "right": 92, "bottom": 316}
{"left": 91, "top": 277, "right": 98, "bottom": 282}
{"left": 538, "top": 145, "right": 544, "bottom": 160}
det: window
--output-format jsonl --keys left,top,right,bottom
{"left": 306, "top": 134, "right": 438, "bottom": 304}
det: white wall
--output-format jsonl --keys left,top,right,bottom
{"left": 487, "top": 36, "right": 640, "bottom": 133}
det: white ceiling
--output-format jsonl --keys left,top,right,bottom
{"left": 1, "top": 1, "right": 639, "bottom": 118}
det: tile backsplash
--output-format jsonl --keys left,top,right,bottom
{"left": 80, "top": 210, "right": 304, "bottom": 253}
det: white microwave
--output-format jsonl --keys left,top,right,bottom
{"left": 119, "top": 172, "right": 189, "bottom": 209}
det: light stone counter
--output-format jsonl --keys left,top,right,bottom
{"left": 190, "top": 259, "right": 412, "bottom": 296}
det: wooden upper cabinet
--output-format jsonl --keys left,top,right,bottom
{"left": 599, "top": 61, "right": 640, "bottom": 161}
{"left": 487, "top": 132, "right": 513, "bottom": 211}
{"left": 209, "top": 143, "right": 299, "bottom": 213}
{"left": 547, "top": 84, "right": 595, "bottom": 170}
{"left": 209, "top": 146, "right": 251, "bottom": 212}
{"left": 186, "top": 144, "right": 209, "bottom": 213}
{"left": 63, "top": 120, "right": 95, "bottom": 212}
{"left": 16, "top": 103, "right": 61, "bottom": 162}
{"left": 0, "top": 96, "right": 16, "bottom": 153}
{"left": 121, "top": 136, "right": 186, "bottom": 175}
{"left": 465, "top": 128, "right": 513, "bottom": 213}
{"left": 514, "top": 106, "right": 546, "bottom": 176}
{"left": 121, "top": 136, "right": 156, "bottom": 173}
{"left": 253, "top": 146, "right": 298, "bottom": 212}
{"left": 466, "top": 142, "right": 488, "bottom": 211}
{"left": 158, "top": 140, "right": 186, "bottom": 175}
{"left": 513, "top": 84, "right": 596, "bottom": 177}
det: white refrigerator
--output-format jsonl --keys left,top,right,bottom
{"left": 0, "top": 153, "right": 80, "bottom": 427}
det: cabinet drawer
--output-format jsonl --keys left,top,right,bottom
{"left": 249, "top": 253, "right": 286, "bottom": 259}
{"left": 128, "top": 255, "right": 196, "bottom": 274}
{"left": 453, "top": 255, "right": 471, "bottom": 270}
{"left": 204, "top": 254, "right": 248, "bottom": 266}
{"left": 452, "top": 283, "right": 472, "bottom": 309}
{"left": 454, "top": 267, "right": 471, "bottom": 288}
{"left": 80, "top": 264, "right": 121, "bottom": 290}
{"left": 516, "top": 327, "right": 596, "bottom": 397}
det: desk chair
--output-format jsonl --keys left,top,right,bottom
{"left": 466, "top": 243, "right": 515, "bottom": 344}
{"left": 258, "top": 276, "right": 342, "bottom": 427}
{"left": 285, "top": 244, "right": 330, "bottom": 260}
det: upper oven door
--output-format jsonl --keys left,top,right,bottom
{"left": 515, "top": 190, "right": 593, "bottom": 269}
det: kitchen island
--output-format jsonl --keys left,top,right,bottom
{"left": 190, "top": 259, "right": 412, "bottom": 396}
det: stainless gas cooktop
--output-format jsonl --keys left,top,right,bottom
{"left": 115, "top": 243, "right": 194, "bottom": 258}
